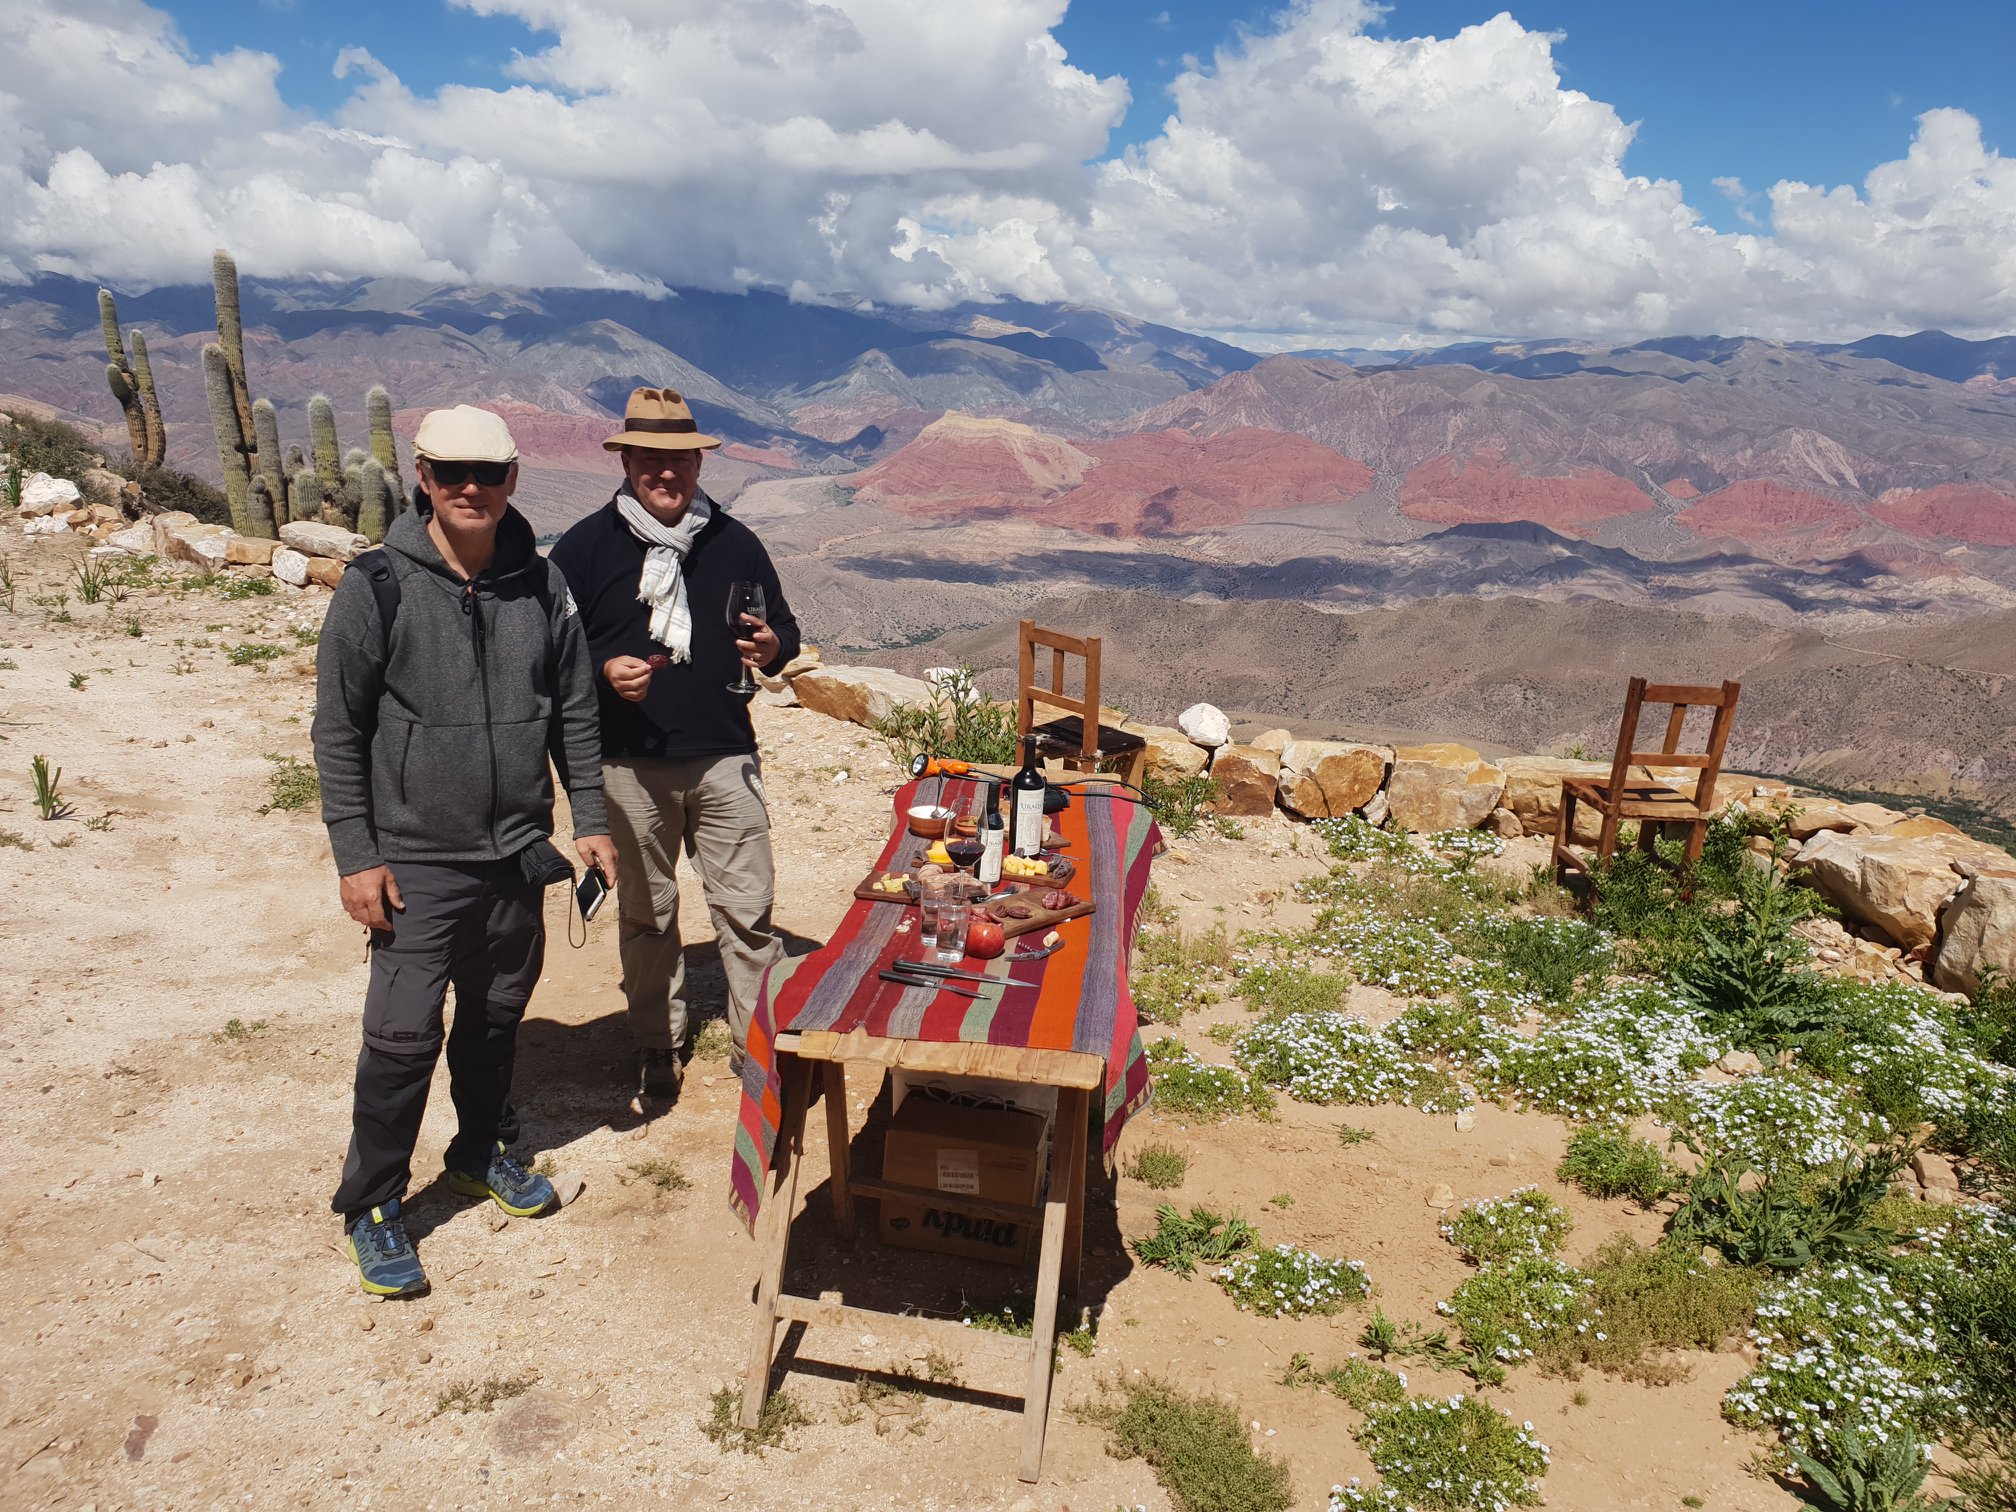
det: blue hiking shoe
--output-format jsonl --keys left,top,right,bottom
{"left": 446, "top": 1142, "right": 555, "bottom": 1218}
{"left": 346, "top": 1200, "right": 428, "bottom": 1298}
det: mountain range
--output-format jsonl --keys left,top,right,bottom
{"left": 3, "top": 271, "right": 2015, "bottom": 803}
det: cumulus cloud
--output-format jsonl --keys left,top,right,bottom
{"left": 1, "top": 0, "right": 2012, "bottom": 343}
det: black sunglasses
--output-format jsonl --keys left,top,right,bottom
{"left": 427, "top": 459, "right": 511, "bottom": 487}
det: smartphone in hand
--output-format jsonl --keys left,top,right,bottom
{"left": 575, "top": 865, "right": 609, "bottom": 923}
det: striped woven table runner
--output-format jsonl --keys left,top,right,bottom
{"left": 731, "top": 773, "right": 1160, "bottom": 1232}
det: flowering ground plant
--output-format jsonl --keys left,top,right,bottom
{"left": 1218, "top": 1243, "right": 1372, "bottom": 1317}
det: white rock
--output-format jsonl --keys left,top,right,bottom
{"left": 22, "top": 513, "right": 69, "bottom": 535}
{"left": 1177, "top": 702, "right": 1231, "bottom": 749}
{"left": 1361, "top": 790, "right": 1389, "bottom": 827}
{"left": 271, "top": 548, "right": 312, "bottom": 587}
{"left": 19, "top": 473, "right": 81, "bottom": 517}
{"left": 279, "top": 520, "right": 369, "bottom": 561}
{"left": 102, "top": 521, "right": 155, "bottom": 557}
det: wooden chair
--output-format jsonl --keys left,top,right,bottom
{"left": 1015, "top": 621, "right": 1148, "bottom": 788}
{"left": 1554, "top": 677, "right": 1741, "bottom": 882}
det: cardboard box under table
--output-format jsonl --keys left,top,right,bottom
{"left": 880, "top": 1096, "right": 1047, "bottom": 1265}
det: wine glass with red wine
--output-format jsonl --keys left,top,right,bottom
{"left": 726, "top": 580, "right": 765, "bottom": 699}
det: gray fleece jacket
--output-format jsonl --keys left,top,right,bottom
{"left": 311, "top": 505, "right": 609, "bottom": 876}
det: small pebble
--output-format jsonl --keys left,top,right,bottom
{"left": 486, "top": 1211, "right": 509, "bottom": 1233}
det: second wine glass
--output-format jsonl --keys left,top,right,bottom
{"left": 726, "top": 580, "right": 766, "bottom": 698}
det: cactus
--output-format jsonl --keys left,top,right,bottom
{"left": 367, "top": 385, "right": 398, "bottom": 476}
{"left": 288, "top": 466, "right": 321, "bottom": 524}
{"left": 308, "top": 395, "right": 340, "bottom": 481}
{"left": 351, "top": 457, "right": 391, "bottom": 543}
{"left": 250, "top": 474, "right": 278, "bottom": 537}
{"left": 284, "top": 443, "right": 305, "bottom": 477}
{"left": 251, "top": 399, "right": 286, "bottom": 533}
{"left": 129, "top": 330, "right": 165, "bottom": 469}
{"left": 211, "top": 250, "right": 257, "bottom": 461}
{"left": 202, "top": 343, "right": 266, "bottom": 537}
{"left": 98, "top": 289, "right": 155, "bottom": 468}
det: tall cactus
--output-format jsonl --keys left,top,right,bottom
{"left": 128, "top": 330, "right": 165, "bottom": 469}
{"left": 367, "top": 385, "right": 398, "bottom": 476}
{"left": 202, "top": 342, "right": 264, "bottom": 537}
{"left": 99, "top": 288, "right": 156, "bottom": 469}
{"left": 288, "top": 466, "right": 321, "bottom": 525}
{"left": 211, "top": 250, "right": 257, "bottom": 464}
{"left": 309, "top": 395, "right": 340, "bottom": 481}
{"left": 350, "top": 457, "right": 391, "bottom": 543}
{"left": 251, "top": 399, "right": 286, "bottom": 534}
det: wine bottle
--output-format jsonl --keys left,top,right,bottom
{"left": 979, "top": 795, "right": 1005, "bottom": 885}
{"left": 1009, "top": 734, "right": 1047, "bottom": 857}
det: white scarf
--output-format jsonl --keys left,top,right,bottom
{"left": 616, "top": 483, "right": 713, "bottom": 662}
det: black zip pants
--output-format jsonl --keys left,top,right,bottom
{"left": 332, "top": 860, "right": 545, "bottom": 1227}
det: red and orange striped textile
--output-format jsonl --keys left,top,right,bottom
{"left": 730, "top": 774, "right": 1161, "bottom": 1232}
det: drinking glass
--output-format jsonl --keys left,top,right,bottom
{"left": 932, "top": 892, "right": 971, "bottom": 964}
{"left": 917, "top": 870, "right": 955, "bottom": 937}
{"left": 726, "top": 580, "right": 766, "bottom": 699}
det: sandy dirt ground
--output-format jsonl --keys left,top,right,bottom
{"left": 0, "top": 518, "right": 1787, "bottom": 1511}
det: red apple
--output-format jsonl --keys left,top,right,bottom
{"left": 966, "top": 919, "right": 1006, "bottom": 958}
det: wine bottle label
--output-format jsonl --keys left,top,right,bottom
{"left": 979, "top": 830, "right": 1003, "bottom": 884}
{"left": 1012, "top": 794, "right": 1043, "bottom": 855}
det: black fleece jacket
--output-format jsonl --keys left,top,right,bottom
{"left": 311, "top": 505, "right": 609, "bottom": 875}
{"left": 548, "top": 493, "right": 801, "bottom": 761}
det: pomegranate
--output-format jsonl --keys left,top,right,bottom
{"left": 966, "top": 919, "right": 1006, "bottom": 958}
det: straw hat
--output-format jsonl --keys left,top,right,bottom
{"left": 602, "top": 387, "right": 721, "bottom": 452}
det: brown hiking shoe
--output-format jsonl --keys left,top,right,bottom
{"left": 639, "top": 1048, "right": 682, "bottom": 1099}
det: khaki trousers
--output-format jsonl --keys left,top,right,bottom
{"left": 601, "top": 753, "right": 782, "bottom": 1055}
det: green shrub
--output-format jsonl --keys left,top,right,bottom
{"left": 1466, "top": 914, "right": 1615, "bottom": 1004}
{"left": 1142, "top": 772, "right": 1221, "bottom": 839}
{"left": 1673, "top": 862, "right": 1838, "bottom": 1058}
{"left": 1217, "top": 1244, "right": 1371, "bottom": 1317}
{"left": 1556, "top": 1127, "right": 1682, "bottom": 1207}
{"left": 1340, "top": 1393, "right": 1549, "bottom": 1511}
{"left": 702, "top": 1386, "right": 808, "bottom": 1455}
{"left": 130, "top": 465, "right": 230, "bottom": 524}
{"left": 1539, "top": 1236, "right": 1760, "bottom": 1383}
{"left": 1666, "top": 1144, "right": 1907, "bottom": 1272}
{"left": 869, "top": 665, "right": 1017, "bottom": 767}
{"left": 1282, "top": 1352, "right": 1408, "bottom": 1412}
{"left": 1440, "top": 1255, "right": 1593, "bottom": 1383}
{"left": 259, "top": 756, "right": 320, "bottom": 814}
{"left": 1147, "top": 1038, "right": 1275, "bottom": 1121}
{"left": 1788, "top": 1425, "right": 1942, "bottom": 1512}
{"left": 1126, "top": 1141, "right": 1188, "bottom": 1189}
{"left": 1235, "top": 961, "right": 1349, "bottom": 1019}
{"left": 1130, "top": 1203, "right": 1258, "bottom": 1278}
{"left": 1093, "top": 1376, "right": 1295, "bottom": 1512}
{"left": 1132, "top": 924, "right": 1233, "bottom": 1023}
{"left": 1441, "top": 1188, "right": 1572, "bottom": 1265}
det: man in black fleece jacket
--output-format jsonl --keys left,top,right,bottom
{"left": 313, "top": 404, "right": 617, "bottom": 1298}
{"left": 549, "top": 387, "right": 800, "bottom": 1097}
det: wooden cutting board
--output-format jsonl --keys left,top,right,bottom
{"left": 852, "top": 869, "right": 1094, "bottom": 939}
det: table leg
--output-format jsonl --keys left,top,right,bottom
{"left": 821, "top": 1060, "right": 854, "bottom": 1244}
{"left": 1016, "top": 1191, "right": 1069, "bottom": 1483}
{"left": 741, "top": 1056, "right": 813, "bottom": 1431}
{"left": 1057, "top": 1087, "right": 1089, "bottom": 1300}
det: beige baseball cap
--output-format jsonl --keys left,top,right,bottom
{"left": 413, "top": 404, "right": 518, "bottom": 463}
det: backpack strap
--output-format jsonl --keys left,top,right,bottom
{"left": 345, "top": 551, "right": 401, "bottom": 651}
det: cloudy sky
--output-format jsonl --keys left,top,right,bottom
{"left": 4, "top": 0, "right": 2013, "bottom": 347}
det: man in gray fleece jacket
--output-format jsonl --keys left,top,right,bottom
{"left": 312, "top": 404, "right": 617, "bottom": 1298}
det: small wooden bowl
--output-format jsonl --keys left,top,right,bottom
{"left": 951, "top": 815, "right": 980, "bottom": 838}
{"left": 906, "top": 805, "right": 953, "bottom": 839}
